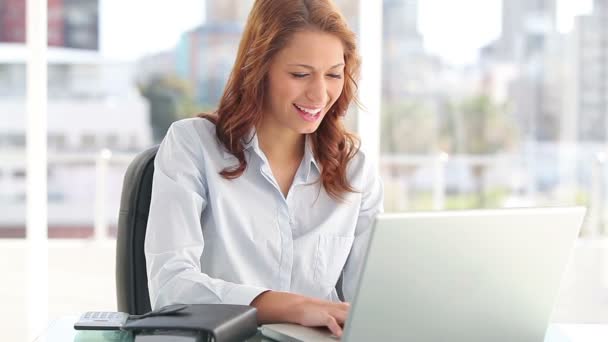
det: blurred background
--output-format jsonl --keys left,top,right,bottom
{"left": 1, "top": 0, "right": 607, "bottom": 341}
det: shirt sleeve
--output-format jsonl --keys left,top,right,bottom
{"left": 144, "top": 121, "right": 269, "bottom": 310}
{"left": 341, "top": 156, "right": 384, "bottom": 302}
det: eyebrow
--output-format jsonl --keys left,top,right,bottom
{"left": 287, "top": 63, "right": 345, "bottom": 70}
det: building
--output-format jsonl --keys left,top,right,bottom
{"left": 0, "top": 45, "right": 152, "bottom": 235}
{"left": 0, "top": 0, "right": 26, "bottom": 43}
{"left": 0, "top": 0, "right": 99, "bottom": 50}
{"left": 384, "top": 0, "right": 420, "bottom": 43}
{"left": 205, "top": 0, "right": 254, "bottom": 24}
{"left": 333, "top": 0, "right": 359, "bottom": 30}
{"left": 136, "top": 0, "right": 250, "bottom": 108}
{"left": 573, "top": 0, "right": 608, "bottom": 142}
{"left": 382, "top": 0, "right": 430, "bottom": 101}
{"left": 135, "top": 0, "right": 364, "bottom": 108}
{"left": 498, "top": 0, "right": 557, "bottom": 61}
{"left": 175, "top": 23, "right": 243, "bottom": 107}
{"left": 483, "top": 0, "right": 564, "bottom": 142}
{"left": 0, "top": 1, "right": 150, "bottom": 236}
{"left": 204, "top": 0, "right": 358, "bottom": 27}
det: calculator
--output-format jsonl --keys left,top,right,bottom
{"left": 74, "top": 311, "right": 130, "bottom": 330}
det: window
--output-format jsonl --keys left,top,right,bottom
{"left": 12, "top": 168, "right": 26, "bottom": 179}
{"left": 79, "top": 134, "right": 96, "bottom": 150}
{"left": 2, "top": 2, "right": 607, "bottom": 341}
{"left": 6, "top": 134, "right": 26, "bottom": 147}
{"left": 105, "top": 134, "right": 119, "bottom": 150}
{"left": 48, "top": 134, "right": 67, "bottom": 150}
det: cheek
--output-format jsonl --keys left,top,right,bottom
{"left": 273, "top": 80, "right": 300, "bottom": 104}
{"left": 268, "top": 84, "right": 290, "bottom": 113}
{"left": 329, "top": 82, "right": 345, "bottom": 104}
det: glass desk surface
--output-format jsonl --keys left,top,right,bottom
{"left": 40, "top": 316, "right": 268, "bottom": 342}
{"left": 39, "top": 315, "right": 608, "bottom": 342}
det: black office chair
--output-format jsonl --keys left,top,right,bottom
{"left": 116, "top": 145, "right": 159, "bottom": 315}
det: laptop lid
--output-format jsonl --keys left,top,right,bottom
{"left": 343, "top": 207, "right": 585, "bottom": 342}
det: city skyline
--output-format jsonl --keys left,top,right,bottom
{"left": 99, "top": 0, "right": 591, "bottom": 64}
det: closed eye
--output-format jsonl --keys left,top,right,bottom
{"left": 327, "top": 74, "right": 343, "bottom": 79}
{"left": 291, "top": 73, "right": 309, "bottom": 78}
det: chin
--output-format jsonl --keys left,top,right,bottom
{"left": 301, "top": 127, "right": 318, "bottom": 134}
{"left": 302, "top": 116, "right": 325, "bottom": 134}
{"left": 299, "top": 122, "right": 322, "bottom": 134}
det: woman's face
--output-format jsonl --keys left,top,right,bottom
{"left": 262, "top": 30, "right": 345, "bottom": 136}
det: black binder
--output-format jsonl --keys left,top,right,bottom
{"left": 121, "top": 304, "right": 258, "bottom": 342}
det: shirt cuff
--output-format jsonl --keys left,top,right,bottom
{"left": 223, "top": 284, "right": 270, "bottom": 306}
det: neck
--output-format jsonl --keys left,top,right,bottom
{"left": 256, "top": 124, "right": 305, "bottom": 163}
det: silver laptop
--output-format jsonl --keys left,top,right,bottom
{"left": 260, "top": 207, "right": 585, "bottom": 342}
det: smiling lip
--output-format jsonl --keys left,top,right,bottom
{"left": 294, "top": 104, "right": 322, "bottom": 122}
{"left": 295, "top": 103, "right": 324, "bottom": 111}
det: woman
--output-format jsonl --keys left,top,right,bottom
{"left": 144, "top": 0, "right": 383, "bottom": 337}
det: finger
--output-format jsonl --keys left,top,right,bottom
{"left": 338, "top": 301, "right": 351, "bottom": 311}
{"left": 325, "top": 301, "right": 349, "bottom": 311}
{"left": 325, "top": 315, "right": 343, "bottom": 337}
{"left": 328, "top": 306, "right": 348, "bottom": 325}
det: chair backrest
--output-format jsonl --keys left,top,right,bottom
{"left": 116, "top": 145, "right": 158, "bottom": 314}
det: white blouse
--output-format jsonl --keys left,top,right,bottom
{"left": 145, "top": 118, "right": 384, "bottom": 309}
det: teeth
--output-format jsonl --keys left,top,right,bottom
{"left": 295, "top": 104, "right": 321, "bottom": 116}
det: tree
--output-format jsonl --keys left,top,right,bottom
{"left": 381, "top": 100, "right": 438, "bottom": 154}
{"left": 380, "top": 99, "right": 440, "bottom": 210}
{"left": 440, "top": 94, "right": 518, "bottom": 206}
{"left": 138, "top": 75, "right": 204, "bottom": 143}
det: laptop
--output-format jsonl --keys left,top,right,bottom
{"left": 260, "top": 207, "right": 585, "bottom": 342}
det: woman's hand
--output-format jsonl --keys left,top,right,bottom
{"left": 288, "top": 296, "right": 350, "bottom": 337}
{"left": 250, "top": 291, "right": 350, "bottom": 337}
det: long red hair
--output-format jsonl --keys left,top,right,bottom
{"left": 199, "top": 0, "right": 361, "bottom": 200}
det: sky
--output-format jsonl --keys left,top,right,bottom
{"left": 99, "top": 0, "right": 205, "bottom": 61}
{"left": 100, "top": 0, "right": 593, "bottom": 65}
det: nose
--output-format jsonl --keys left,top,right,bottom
{"left": 305, "top": 75, "right": 329, "bottom": 105}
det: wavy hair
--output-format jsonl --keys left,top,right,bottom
{"left": 199, "top": 0, "right": 361, "bottom": 200}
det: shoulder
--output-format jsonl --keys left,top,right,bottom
{"left": 168, "top": 117, "right": 217, "bottom": 143}
{"left": 157, "top": 117, "right": 223, "bottom": 166}
{"left": 346, "top": 147, "right": 379, "bottom": 190}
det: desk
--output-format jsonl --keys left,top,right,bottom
{"left": 40, "top": 316, "right": 269, "bottom": 342}
{"left": 39, "top": 316, "right": 608, "bottom": 342}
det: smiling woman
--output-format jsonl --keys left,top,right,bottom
{"left": 265, "top": 31, "right": 345, "bottom": 132}
{"left": 198, "top": 0, "right": 362, "bottom": 201}
{"left": 144, "top": 0, "right": 383, "bottom": 338}
{"left": 257, "top": 30, "right": 348, "bottom": 196}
